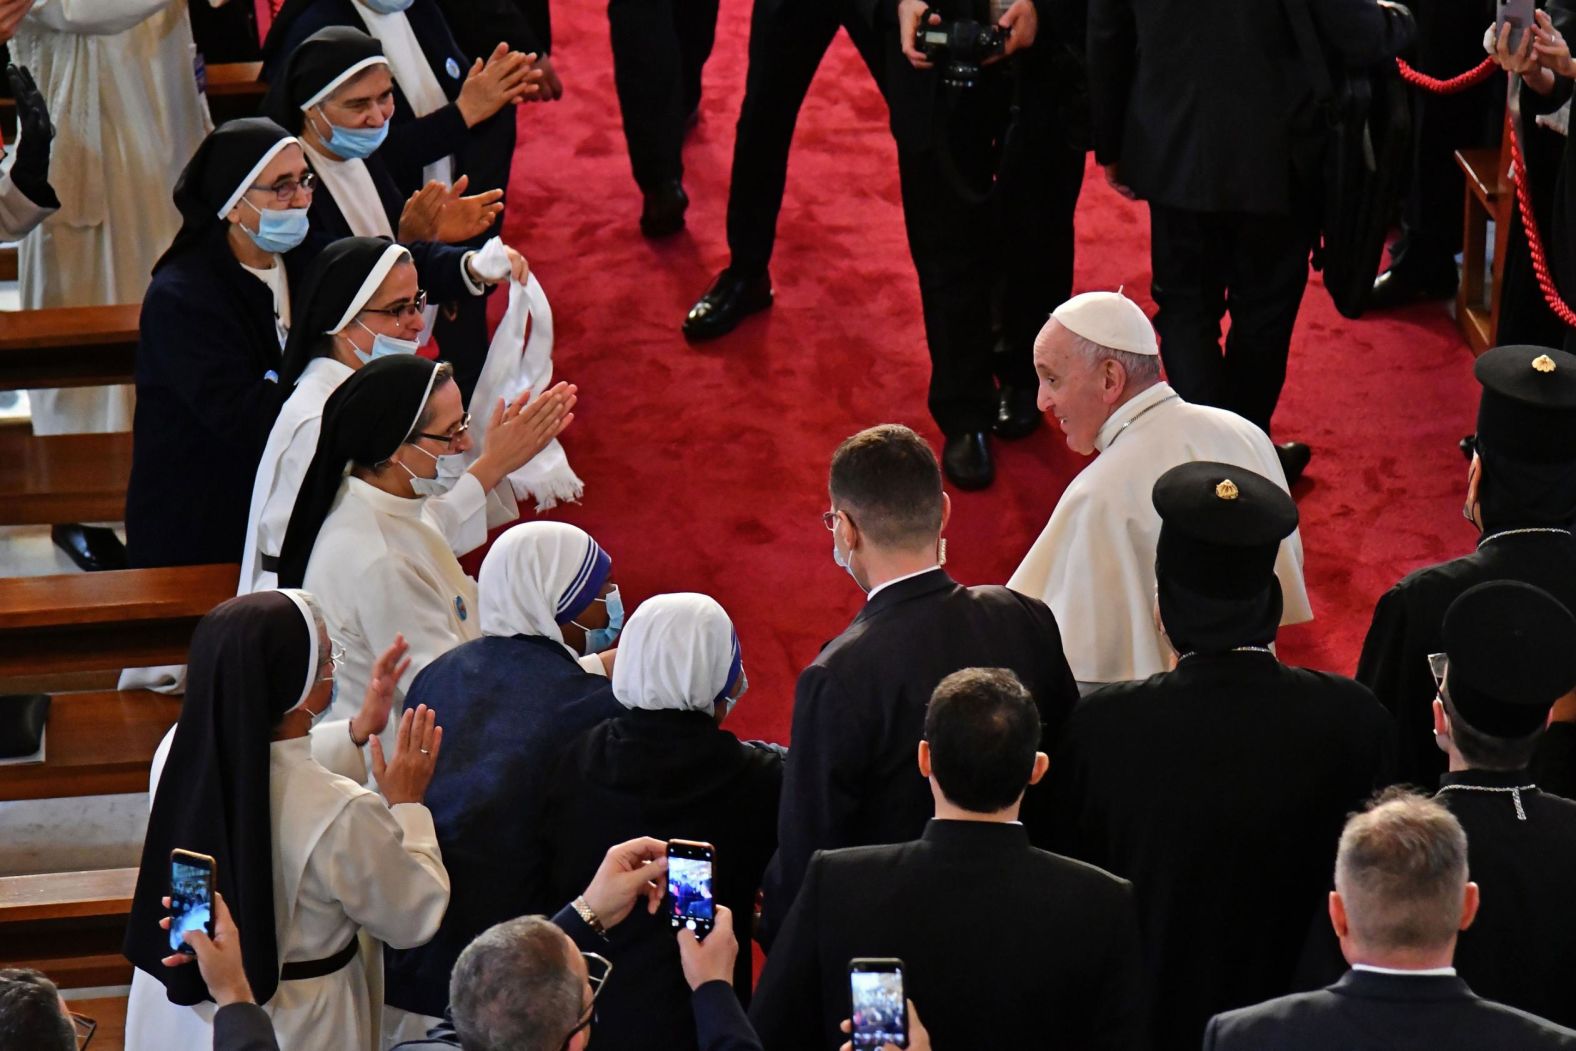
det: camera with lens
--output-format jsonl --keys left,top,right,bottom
{"left": 913, "top": 3, "right": 1008, "bottom": 89}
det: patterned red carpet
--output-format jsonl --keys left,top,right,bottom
{"left": 496, "top": 0, "right": 1480, "bottom": 742}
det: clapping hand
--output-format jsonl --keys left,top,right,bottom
{"left": 530, "top": 54, "right": 564, "bottom": 101}
{"left": 350, "top": 634, "right": 410, "bottom": 746}
{"left": 0, "top": 0, "right": 31, "bottom": 43}
{"left": 399, "top": 176, "right": 504, "bottom": 244}
{"left": 159, "top": 892, "right": 255, "bottom": 1007}
{"left": 838, "top": 1000, "right": 932, "bottom": 1051}
{"left": 457, "top": 43, "right": 543, "bottom": 126}
{"left": 371, "top": 704, "right": 442, "bottom": 805}
{"left": 468, "top": 382, "right": 577, "bottom": 490}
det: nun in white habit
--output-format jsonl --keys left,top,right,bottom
{"left": 122, "top": 589, "right": 449, "bottom": 1051}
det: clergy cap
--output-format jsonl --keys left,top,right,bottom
{"left": 1153, "top": 461, "right": 1297, "bottom": 600}
{"left": 1475, "top": 345, "right": 1576, "bottom": 464}
{"left": 1050, "top": 291, "right": 1159, "bottom": 357}
{"left": 263, "top": 27, "right": 389, "bottom": 134}
{"left": 1441, "top": 580, "right": 1576, "bottom": 738}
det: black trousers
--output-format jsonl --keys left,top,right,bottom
{"left": 722, "top": 0, "right": 886, "bottom": 277}
{"left": 1148, "top": 205, "right": 1310, "bottom": 435}
{"left": 609, "top": 0, "right": 721, "bottom": 190}
{"left": 888, "top": 40, "right": 1085, "bottom": 436}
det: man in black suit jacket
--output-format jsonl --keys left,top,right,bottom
{"left": 1205, "top": 790, "right": 1576, "bottom": 1051}
{"left": 1088, "top": 0, "right": 1414, "bottom": 479}
{"left": 760, "top": 424, "right": 1079, "bottom": 942}
{"left": 750, "top": 667, "right": 1145, "bottom": 1050}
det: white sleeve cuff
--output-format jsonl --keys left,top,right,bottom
{"left": 460, "top": 251, "right": 486, "bottom": 296}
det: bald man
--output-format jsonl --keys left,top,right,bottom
{"left": 1008, "top": 291, "right": 1310, "bottom": 691}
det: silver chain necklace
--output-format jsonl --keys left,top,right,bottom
{"left": 1437, "top": 781, "right": 1537, "bottom": 821}
{"left": 1177, "top": 645, "right": 1275, "bottom": 663}
{"left": 1105, "top": 393, "right": 1179, "bottom": 449}
{"left": 1477, "top": 527, "right": 1573, "bottom": 550}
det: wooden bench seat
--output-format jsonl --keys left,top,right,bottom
{"left": 0, "top": 303, "right": 141, "bottom": 391}
{"left": 0, "top": 866, "right": 137, "bottom": 989}
{"left": 0, "top": 563, "right": 239, "bottom": 680}
{"left": 0, "top": 426, "right": 131, "bottom": 526}
{"left": 70, "top": 994, "right": 127, "bottom": 1051}
{"left": 205, "top": 61, "right": 268, "bottom": 124}
{"left": 0, "top": 689, "right": 179, "bottom": 801}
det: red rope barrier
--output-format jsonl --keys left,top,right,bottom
{"left": 1394, "top": 56, "right": 1500, "bottom": 94}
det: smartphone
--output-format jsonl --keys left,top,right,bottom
{"left": 1498, "top": 0, "right": 1536, "bottom": 53}
{"left": 849, "top": 959, "right": 907, "bottom": 1048}
{"left": 666, "top": 839, "right": 715, "bottom": 939}
{"left": 168, "top": 849, "right": 216, "bottom": 955}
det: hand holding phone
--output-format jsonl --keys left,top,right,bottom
{"left": 849, "top": 959, "right": 908, "bottom": 1049}
{"left": 168, "top": 849, "right": 216, "bottom": 956}
{"left": 666, "top": 839, "right": 716, "bottom": 939}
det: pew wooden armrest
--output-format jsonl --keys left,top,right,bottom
{"left": 0, "top": 869, "right": 138, "bottom": 991}
{"left": 0, "top": 690, "right": 180, "bottom": 802}
{"left": 0, "top": 868, "right": 137, "bottom": 924}
{"left": 0, "top": 303, "right": 141, "bottom": 392}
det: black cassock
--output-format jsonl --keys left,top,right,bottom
{"left": 1356, "top": 530, "right": 1576, "bottom": 788}
{"left": 1437, "top": 770, "right": 1576, "bottom": 1031}
{"left": 1045, "top": 650, "right": 1395, "bottom": 1051}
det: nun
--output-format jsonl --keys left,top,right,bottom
{"left": 124, "top": 119, "right": 318, "bottom": 568}
{"left": 122, "top": 590, "right": 450, "bottom": 1051}
{"left": 540, "top": 593, "right": 782, "bottom": 1051}
{"left": 238, "top": 237, "right": 575, "bottom": 593}
{"left": 276, "top": 355, "right": 488, "bottom": 756}
{"left": 261, "top": 0, "right": 535, "bottom": 201}
{"left": 383, "top": 521, "right": 625, "bottom": 1040}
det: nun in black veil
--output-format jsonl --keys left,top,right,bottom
{"left": 121, "top": 590, "right": 450, "bottom": 1051}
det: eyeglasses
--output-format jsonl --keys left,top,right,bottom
{"left": 70, "top": 1012, "right": 97, "bottom": 1050}
{"left": 248, "top": 170, "right": 317, "bottom": 204}
{"left": 1428, "top": 652, "right": 1449, "bottom": 698}
{"left": 822, "top": 509, "right": 853, "bottom": 531}
{"left": 558, "top": 953, "right": 613, "bottom": 1051}
{"left": 316, "top": 639, "right": 345, "bottom": 684}
{"left": 362, "top": 289, "right": 429, "bottom": 322}
{"left": 411, "top": 410, "right": 471, "bottom": 450}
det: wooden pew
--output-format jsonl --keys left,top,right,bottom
{"left": 0, "top": 564, "right": 239, "bottom": 680}
{"left": 0, "top": 689, "right": 180, "bottom": 802}
{"left": 0, "top": 425, "right": 131, "bottom": 526}
{"left": 0, "top": 303, "right": 140, "bottom": 392}
{"left": 205, "top": 61, "right": 268, "bottom": 124}
{"left": 0, "top": 867, "right": 137, "bottom": 989}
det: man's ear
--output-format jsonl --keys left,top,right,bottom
{"left": 938, "top": 491, "right": 952, "bottom": 535}
{"left": 917, "top": 739, "right": 932, "bottom": 779}
{"left": 1101, "top": 359, "right": 1127, "bottom": 403}
{"left": 1460, "top": 881, "right": 1480, "bottom": 931}
{"left": 1328, "top": 891, "right": 1349, "bottom": 939}
{"left": 1027, "top": 751, "right": 1049, "bottom": 786}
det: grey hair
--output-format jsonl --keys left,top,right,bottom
{"left": 1063, "top": 331, "right": 1162, "bottom": 384}
{"left": 1334, "top": 789, "right": 1469, "bottom": 954}
{"left": 450, "top": 916, "right": 584, "bottom": 1051}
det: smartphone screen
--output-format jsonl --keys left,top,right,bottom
{"left": 1498, "top": 0, "right": 1535, "bottom": 51}
{"left": 168, "top": 850, "right": 215, "bottom": 955}
{"left": 666, "top": 839, "right": 715, "bottom": 938}
{"left": 849, "top": 959, "right": 907, "bottom": 1049}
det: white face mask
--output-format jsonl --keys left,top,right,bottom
{"left": 400, "top": 442, "right": 466, "bottom": 496}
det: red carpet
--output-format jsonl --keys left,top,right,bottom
{"left": 496, "top": 0, "right": 1481, "bottom": 743}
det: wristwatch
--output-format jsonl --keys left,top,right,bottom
{"left": 571, "top": 895, "right": 606, "bottom": 936}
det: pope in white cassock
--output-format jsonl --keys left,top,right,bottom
{"left": 1008, "top": 291, "right": 1311, "bottom": 690}
{"left": 12, "top": 0, "right": 211, "bottom": 436}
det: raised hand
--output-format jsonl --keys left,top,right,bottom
{"left": 468, "top": 382, "right": 577, "bottom": 490}
{"left": 398, "top": 181, "right": 447, "bottom": 243}
{"left": 371, "top": 704, "right": 442, "bottom": 805}
{"left": 433, "top": 174, "right": 504, "bottom": 243}
{"left": 350, "top": 634, "right": 410, "bottom": 746}
{"left": 457, "top": 43, "right": 543, "bottom": 126}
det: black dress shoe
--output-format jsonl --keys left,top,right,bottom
{"left": 1275, "top": 441, "right": 1312, "bottom": 485}
{"left": 942, "top": 432, "right": 994, "bottom": 490}
{"left": 683, "top": 269, "right": 773, "bottom": 342}
{"left": 993, "top": 385, "right": 1042, "bottom": 440}
{"left": 51, "top": 523, "right": 128, "bottom": 572}
{"left": 1367, "top": 265, "right": 1458, "bottom": 311}
{"left": 640, "top": 179, "right": 689, "bottom": 238}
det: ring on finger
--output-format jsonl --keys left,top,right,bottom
{"left": 420, "top": 748, "right": 431, "bottom": 755}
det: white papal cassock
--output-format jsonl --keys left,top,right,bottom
{"left": 124, "top": 723, "right": 450, "bottom": 1051}
{"left": 239, "top": 356, "right": 516, "bottom": 594}
{"left": 11, "top": 0, "right": 211, "bottom": 435}
{"left": 1008, "top": 381, "right": 1312, "bottom": 686}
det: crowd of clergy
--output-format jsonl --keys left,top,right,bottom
{"left": 2, "top": 0, "right": 1576, "bottom": 1050}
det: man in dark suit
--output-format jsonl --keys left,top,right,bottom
{"left": 1358, "top": 345, "right": 1576, "bottom": 788}
{"left": 760, "top": 424, "right": 1079, "bottom": 942}
{"left": 749, "top": 667, "right": 1145, "bottom": 1050}
{"left": 1087, "top": 0, "right": 1414, "bottom": 482}
{"left": 1045, "top": 461, "right": 1394, "bottom": 1050}
{"left": 1205, "top": 791, "right": 1576, "bottom": 1051}
{"left": 1429, "top": 581, "right": 1576, "bottom": 1031}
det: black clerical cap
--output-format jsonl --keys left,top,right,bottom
{"left": 1441, "top": 580, "right": 1576, "bottom": 738}
{"left": 1475, "top": 345, "right": 1576, "bottom": 464}
{"left": 263, "top": 27, "right": 388, "bottom": 136}
{"left": 1153, "top": 461, "right": 1298, "bottom": 600}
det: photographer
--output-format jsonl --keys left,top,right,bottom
{"left": 886, "top": 0, "right": 1087, "bottom": 489}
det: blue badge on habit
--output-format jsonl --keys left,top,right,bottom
{"left": 455, "top": 595, "right": 467, "bottom": 621}
{"left": 446, "top": 57, "right": 461, "bottom": 79}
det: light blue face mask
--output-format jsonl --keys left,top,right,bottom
{"left": 720, "top": 667, "right": 748, "bottom": 719}
{"left": 349, "top": 319, "right": 420, "bottom": 365}
{"left": 313, "top": 109, "right": 390, "bottom": 160}
{"left": 241, "top": 198, "right": 310, "bottom": 254}
{"left": 400, "top": 441, "right": 466, "bottom": 497}
{"left": 573, "top": 585, "right": 624, "bottom": 654}
{"left": 361, "top": 0, "right": 414, "bottom": 13}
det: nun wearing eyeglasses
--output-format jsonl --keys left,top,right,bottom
{"left": 122, "top": 590, "right": 450, "bottom": 1051}
{"left": 238, "top": 236, "right": 574, "bottom": 594}
{"left": 538, "top": 593, "right": 783, "bottom": 1051}
{"left": 383, "top": 521, "right": 626, "bottom": 1040}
